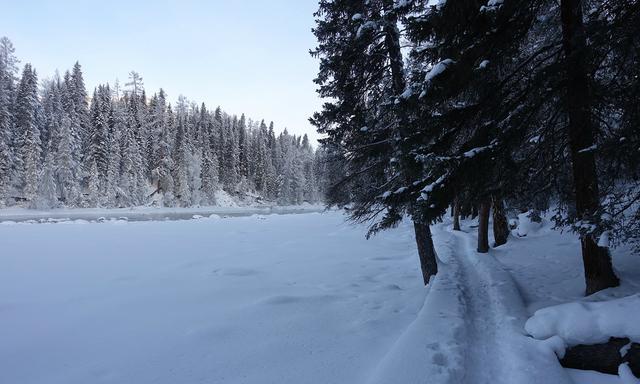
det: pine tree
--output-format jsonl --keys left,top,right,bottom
{"left": 200, "top": 142, "right": 219, "bottom": 204}
{"left": 311, "top": 0, "right": 438, "bottom": 283}
{"left": 14, "top": 64, "right": 41, "bottom": 203}
{"left": 173, "top": 118, "right": 190, "bottom": 206}
{"left": 0, "top": 39, "right": 327, "bottom": 210}
{"left": 85, "top": 86, "right": 110, "bottom": 191}
{"left": 36, "top": 147, "right": 57, "bottom": 209}
{"left": 55, "top": 116, "right": 81, "bottom": 206}
{"left": 0, "top": 37, "right": 18, "bottom": 205}
{"left": 70, "top": 62, "right": 90, "bottom": 159}
{"left": 86, "top": 160, "right": 100, "bottom": 207}
{"left": 223, "top": 116, "right": 239, "bottom": 190}
{"left": 237, "top": 113, "right": 249, "bottom": 179}
{"left": 156, "top": 104, "right": 175, "bottom": 206}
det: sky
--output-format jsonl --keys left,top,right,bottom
{"left": 1, "top": 0, "right": 323, "bottom": 143}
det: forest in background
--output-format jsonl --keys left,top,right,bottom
{"left": 0, "top": 37, "right": 328, "bottom": 210}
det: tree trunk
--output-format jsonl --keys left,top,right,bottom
{"left": 492, "top": 196, "right": 509, "bottom": 246}
{"left": 453, "top": 199, "right": 461, "bottom": 231}
{"left": 382, "top": 0, "right": 439, "bottom": 285}
{"left": 477, "top": 200, "right": 490, "bottom": 253}
{"left": 560, "top": 0, "right": 619, "bottom": 295}
{"left": 414, "top": 221, "right": 438, "bottom": 285}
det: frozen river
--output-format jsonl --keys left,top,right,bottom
{"left": 0, "top": 205, "right": 326, "bottom": 223}
{"left": 0, "top": 211, "right": 424, "bottom": 384}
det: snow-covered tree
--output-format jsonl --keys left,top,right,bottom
{"left": 36, "top": 148, "right": 57, "bottom": 209}
{"left": 0, "top": 39, "right": 327, "bottom": 211}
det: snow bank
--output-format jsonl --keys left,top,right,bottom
{"left": 525, "top": 294, "right": 640, "bottom": 346}
{"left": 367, "top": 229, "right": 466, "bottom": 384}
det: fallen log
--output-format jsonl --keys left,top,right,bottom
{"left": 560, "top": 337, "right": 640, "bottom": 377}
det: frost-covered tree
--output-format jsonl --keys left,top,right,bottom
{"left": 0, "top": 39, "right": 327, "bottom": 210}
{"left": 36, "top": 148, "right": 57, "bottom": 209}
{"left": 0, "top": 37, "right": 18, "bottom": 205}
{"left": 55, "top": 116, "right": 80, "bottom": 206}
{"left": 86, "top": 160, "right": 100, "bottom": 207}
{"left": 172, "top": 118, "right": 191, "bottom": 206}
{"left": 14, "top": 64, "right": 41, "bottom": 203}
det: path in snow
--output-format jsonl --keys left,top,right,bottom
{"left": 369, "top": 222, "right": 573, "bottom": 384}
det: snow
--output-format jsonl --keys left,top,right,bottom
{"left": 356, "top": 21, "right": 378, "bottom": 39}
{"left": 395, "top": 0, "right": 410, "bottom": 9}
{"left": 525, "top": 294, "right": 640, "bottom": 346}
{"left": 478, "top": 60, "right": 490, "bottom": 69}
{"left": 578, "top": 144, "right": 598, "bottom": 153}
{"left": 424, "top": 59, "right": 455, "bottom": 83}
{"left": 567, "top": 369, "right": 622, "bottom": 384}
{"left": 393, "top": 187, "right": 407, "bottom": 194}
{"left": 620, "top": 364, "right": 640, "bottom": 384}
{"left": 599, "top": 230, "right": 611, "bottom": 247}
{"left": 2, "top": 208, "right": 638, "bottom": 383}
{"left": 399, "top": 87, "right": 413, "bottom": 100}
{"left": 462, "top": 142, "right": 496, "bottom": 158}
{"left": 480, "top": 0, "right": 504, "bottom": 11}
{"left": 370, "top": 220, "right": 574, "bottom": 384}
{"left": 0, "top": 212, "right": 427, "bottom": 384}
{"left": 418, "top": 174, "right": 447, "bottom": 200}
{"left": 515, "top": 211, "right": 544, "bottom": 237}
{"left": 492, "top": 211, "right": 640, "bottom": 382}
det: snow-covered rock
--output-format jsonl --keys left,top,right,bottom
{"left": 525, "top": 294, "right": 640, "bottom": 346}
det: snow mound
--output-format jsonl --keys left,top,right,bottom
{"left": 515, "top": 211, "right": 545, "bottom": 237}
{"left": 525, "top": 294, "right": 640, "bottom": 346}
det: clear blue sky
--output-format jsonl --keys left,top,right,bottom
{"left": 1, "top": 0, "right": 322, "bottom": 143}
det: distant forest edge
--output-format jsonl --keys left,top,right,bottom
{"left": 0, "top": 37, "right": 328, "bottom": 209}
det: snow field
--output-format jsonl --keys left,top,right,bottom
{"left": 0, "top": 212, "right": 426, "bottom": 384}
{"left": 1, "top": 209, "right": 638, "bottom": 384}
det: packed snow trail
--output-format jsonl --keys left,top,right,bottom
{"left": 369, "top": 222, "right": 573, "bottom": 384}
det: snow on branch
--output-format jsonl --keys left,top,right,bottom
{"left": 424, "top": 59, "right": 455, "bottom": 83}
{"left": 418, "top": 173, "right": 448, "bottom": 201}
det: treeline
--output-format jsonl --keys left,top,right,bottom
{"left": 311, "top": 0, "right": 639, "bottom": 294}
{"left": 0, "top": 37, "right": 327, "bottom": 209}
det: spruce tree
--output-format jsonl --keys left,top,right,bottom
{"left": 14, "top": 64, "right": 40, "bottom": 203}
{"left": 56, "top": 116, "right": 81, "bottom": 206}
{"left": 311, "top": 0, "right": 438, "bottom": 283}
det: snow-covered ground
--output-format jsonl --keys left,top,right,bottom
{"left": 0, "top": 211, "right": 426, "bottom": 384}
{"left": 1, "top": 210, "right": 638, "bottom": 383}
